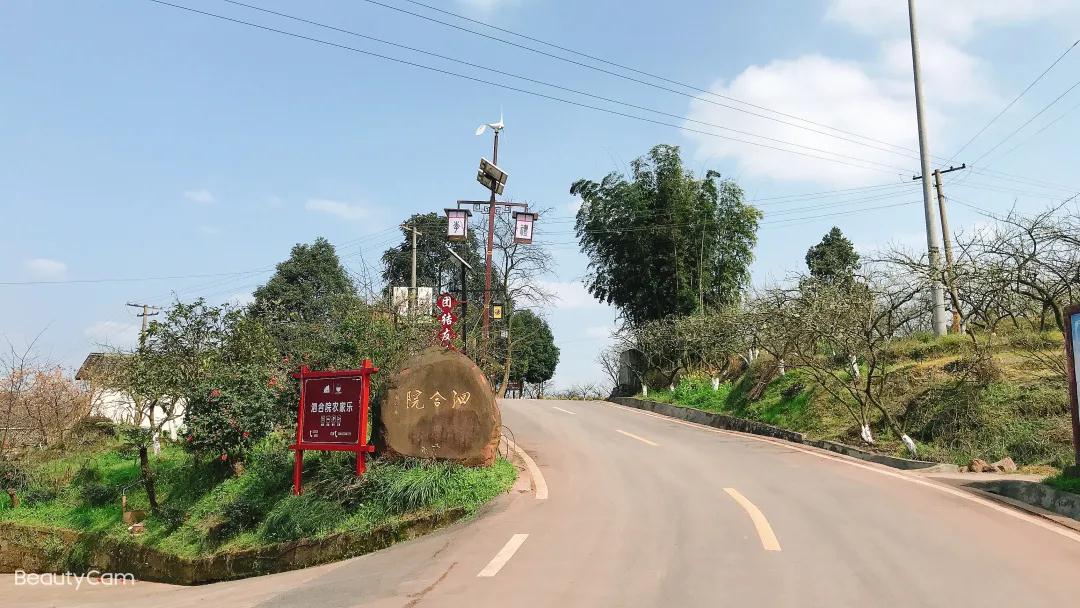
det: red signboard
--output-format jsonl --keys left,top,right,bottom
{"left": 300, "top": 376, "right": 362, "bottom": 444}
{"left": 290, "top": 360, "right": 378, "bottom": 495}
{"left": 436, "top": 292, "right": 459, "bottom": 348}
{"left": 437, "top": 293, "right": 458, "bottom": 313}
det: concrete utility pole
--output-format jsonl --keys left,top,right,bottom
{"left": 914, "top": 164, "right": 966, "bottom": 333}
{"left": 126, "top": 302, "right": 160, "bottom": 345}
{"left": 403, "top": 223, "right": 422, "bottom": 313}
{"left": 906, "top": 0, "right": 948, "bottom": 337}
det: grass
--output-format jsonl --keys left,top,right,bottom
{"left": 1, "top": 432, "right": 516, "bottom": 560}
{"left": 640, "top": 329, "right": 1075, "bottom": 469}
{"left": 1044, "top": 473, "right": 1080, "bottom": 495}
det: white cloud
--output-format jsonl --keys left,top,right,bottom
{"left": 84, "top": 321, "right": 139, "bottom": 348}
{"left": 826, "top": 0, "right": 1075, "bottom": 41}
{"left": 305, "top": 198, "right": 369, "bottom": 221}
{"left": 685, "top": 1, "right": 1079, "bottom": 188}
{"left": 685, "top": 55, "right": 919, "bottom": 186}
{"left": 25, "top": 258, "right": 67, "bottom": 280}
{"left": 183, "top": 189, "right": 215, "bottom": 204}
{"left": 539, "top": 280, "right": 605, "bottom": 309}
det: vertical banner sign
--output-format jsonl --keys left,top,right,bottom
{"left": 436, "top": 292, "right": 459, "bottom": 347}
{"left": 1064, "top": 304, "right": 1080, "bottom": 468}
{"left": 290, "top": 360, "right": 378, "bottom": 495}
{"left": 416, "top": 287, "right": 434, "bottom": 315}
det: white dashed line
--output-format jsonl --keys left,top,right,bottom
{"left": 477, "top": 534, "right": 529, "bottom": 577}
{"left": 552, "top": 406, "right": 576, "bottom": 415}
{"left": 615, "top": 429, "right": 659, "bottom": 446}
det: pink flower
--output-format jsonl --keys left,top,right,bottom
{"left": 268, "top": 377, "right": 278, "bottom": 387}
{"left": 186, "top": 435, "right": 194, "bottom": 443}
{"left": 220, "top": 453, "right": 228, "bottom": 461}
{"left": 242, "top": 431, "right": 250, "bottom": 439}
{"left": 210, "top": 388, "right": 221, "bottom": 398}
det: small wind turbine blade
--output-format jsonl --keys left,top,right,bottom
{"left": 475, "top": 124, "right": 487, "bottom": 136}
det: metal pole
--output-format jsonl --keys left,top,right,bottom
{"left": 482, "top": 129, "right": 499, "bottom": 355}
{"left": 907, "top": 0, "right": 947, "bottom": 337}
{"left": 461, "top": 245, "right": 469, "bottom": 356}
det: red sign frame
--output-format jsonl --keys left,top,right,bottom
{"left": 1063, "top": 304, "right": 1080, "bottom": 470}
{"left": 290, "top": 359, "right": 378, "bottom": 495}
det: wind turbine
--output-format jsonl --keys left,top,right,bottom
{"left": 474, "top": 110, "right": 504, "bottom": 136}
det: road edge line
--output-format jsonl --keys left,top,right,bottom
{"left": 508, "top": 438, "right": 548, "bottom": 500}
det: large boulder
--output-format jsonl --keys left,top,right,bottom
{"left": 380, "top": 347, "right": 500, "bottom": 466}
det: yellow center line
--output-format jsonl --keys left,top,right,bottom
{"left": 724, "top": 487, "right": 782, "bottom": 551}
{"left": 615, "top": 429, "right": 659, "bottom": 446}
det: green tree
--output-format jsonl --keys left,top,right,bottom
{"left": 571, "top": 145, "right": 760, "bottom": 325}
{"left": 252, "top": 238, "right": 356, "bottom": 326}
{"left": 805, "top": 226, "right": 860, "bottom": 284}
{"left": 504, "top": 310, "right": 559, "bottom": 390}
{"left": 381, "top": 212, "right": 485, "bottom": 299}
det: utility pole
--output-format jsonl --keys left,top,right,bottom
{"left": 126, "top": 302, "right": 160, "bottom": 346}
{"left": 482, "top": 127, "right": 500, "bottom": 355}
{"left": 403, "top": 223, "right": 422, "bottom": 313}
{"left": 907, "top": 0, "right": 948, "bottom": 337}
{"left": 914, "top": 163, "right": 966, "bottom": 333}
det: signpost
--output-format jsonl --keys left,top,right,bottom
{"left": 290, "top": 360, "right": 378, "bottom": 495}
{"left": 1063, "top": 304, "right": 1080, "bottom": 475}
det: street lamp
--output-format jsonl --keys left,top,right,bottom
{"left": 512, "top": 211, "right": 538, "bottom": 244}
{"left": 445, "top": 208, "right": 472, "bottom": 242}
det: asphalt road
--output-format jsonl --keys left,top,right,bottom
{"left": 8, "top": 398, "right": 1080, "bottom": 607}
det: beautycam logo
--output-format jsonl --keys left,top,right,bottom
{"left": 13, "top": 570, "right": 136, "bottom": 589}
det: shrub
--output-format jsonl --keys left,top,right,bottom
{"left": 79, "top": 482, "right": 118, "bottom": 507}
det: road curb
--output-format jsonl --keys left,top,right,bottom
{"left": 608, "top": 397, "right": 957, "bottom": 472}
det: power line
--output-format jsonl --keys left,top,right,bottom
{"left": 218, "top": 0, "right": 930, "bottom": 165}
{"left": 143, "top": 2, "right": 911, "bottom": 177}
{"left": 384, "top": 0, "right": 927, "bottom": 159}
{"left": 968, "top": 76, "right": 1080, "bottom": 167}
{"left": 193, "top": 1, "right": 912, "bottom": 174}
{"left": 948, "top": 38, "right": 1079, "bottom": 162}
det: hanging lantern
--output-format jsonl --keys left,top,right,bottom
{"left": 512, "top": 211, "right": 537, "bottom": 244}
{"left": 445, "top": 208, "right": 472, "bottom": 242}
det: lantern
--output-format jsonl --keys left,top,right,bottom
{"left": 445, "top": 208, "right": 472, "bottom": 242}
{"left": 512, "top": 211, "right": 537, "bottom": 244}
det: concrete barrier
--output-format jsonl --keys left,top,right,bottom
{"left": 970, "top": 480, "right": 1080, "bottom": 522}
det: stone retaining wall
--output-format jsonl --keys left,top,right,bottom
{"left": 0, "top": 507, "right": 466, "bottom": 585}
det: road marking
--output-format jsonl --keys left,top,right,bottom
{"left": 552, "top": 406, "right": 576, "bottom": 414}
{"left": 508, "top": 438, "right": 548, "bottom": 499}
{"left": 599, "top": 401, "right": 1080, "bottom": 544}
{"left": 616, "top": 429, "right": 659, "bottom": 446}
{"left": 477, "top": 533, "right": 529, "bottom": 577}
{"left": 724, "top": 488, "right": 782, "bottom": 551}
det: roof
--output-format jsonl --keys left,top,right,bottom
{"left": 74, "top": 352, "right": 127, "bottom": 381}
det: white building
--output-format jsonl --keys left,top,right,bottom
{"left": 75, "top": 352, "right": 186, "bottom": 440}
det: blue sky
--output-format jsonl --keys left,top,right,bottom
{"left": 3, "top": 0, "right": 1080, "bottom": 387}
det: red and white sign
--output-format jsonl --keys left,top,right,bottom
{"left": 300, "top": 377, "right": 362, "bottom": 444}
{"left": 290, "top": 361, "right": 378, "bottom": 495}
{"left": 436, "top": 292, "right": 458, "bottom": 348}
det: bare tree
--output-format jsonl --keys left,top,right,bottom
{"left": 786, "top": 267, "right": 926, "bottom": 456}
